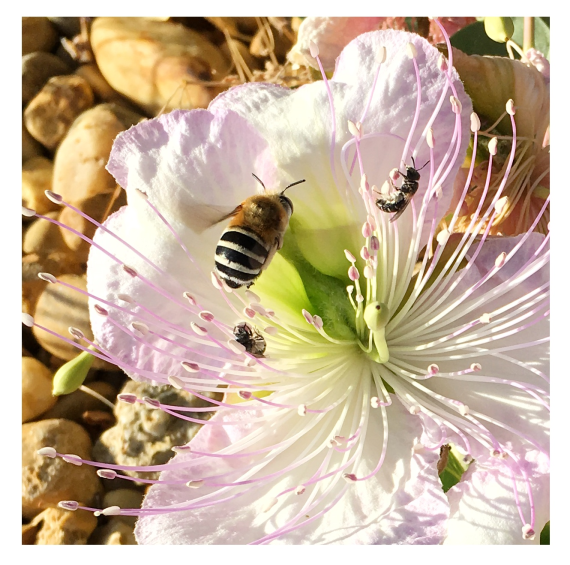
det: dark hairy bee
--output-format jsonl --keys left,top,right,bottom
{"left": 214, "top": 174, "right": 305, "bottom": 289}
{"left": 375, "top": 157, "right": 428, "bottom": 223}
{"left": 233, "top": 321, "right": 266, "bottom": 358}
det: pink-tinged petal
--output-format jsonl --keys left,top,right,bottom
{"left": 444, "top": 450, "right": 549, "bottom": 544}
{"left": 212, "top": 31, "right": 472, "bottom": 274}
{"left": 387, "top": 233, "right": 549, "bottom": 459}
{"left": 107, "top": 108, "right": 279, "bottom": 233}
{"left": 135, "top": 398, "right": 447, "bottom": 545}
{"left": 288, "top": 17, "right": 384, "bottom": 70}
{"left": 334, "top": 30, "right": 472, "bottom": 244}
{"left": 87, "top": 206, "right": 238, "bottom": 384}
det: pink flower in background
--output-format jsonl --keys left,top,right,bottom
{"left": 288, "top": 17, "right": 384, "bottom": 70}
{"left": 427, "top": 17, "right": 477, "bottom": 44}
{"left": 289, "top": 17, "right": 477, "bottom": 70}
{"left": 32, "top": 23, "right": 549, "bottom": 544}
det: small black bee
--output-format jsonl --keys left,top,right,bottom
{"left": 375, "top": 158, "right": 428, "bottom": 222}
{"left": 233, "top": 321, "right": 267, "bottom": 358}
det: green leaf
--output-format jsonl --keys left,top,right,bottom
{"left": 540, "top": 521, "right": 550, "bottom": 545}
{"left": 450, "top": 17, "right": 549, "bottom": 61}
{"left": 511, "top": 17, "right": 550, "bottom": 60}
{"left": 450, "top": 21, "right": 511, "bottom": 57}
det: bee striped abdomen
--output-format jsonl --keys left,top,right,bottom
{"left": 215, "top": 227, "right": 270, "bottom": 288}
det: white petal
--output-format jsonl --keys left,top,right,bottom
{"left": 444, "top": 450, "right": 549, "bottom": 544}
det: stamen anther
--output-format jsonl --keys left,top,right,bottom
{"left": 479, "top": 313, "right": 492, "bottom": 324}
{"left": 131, "top": 321, "right": 149, "bottom": 336}
{"left": 522, "top": 524, "right": 535, "bottom": 540}
{"left": 426, "top": 128, "right": 435, "bottom": 148}
{"left": 199, "top": 311, "right": 215, "bottom": 322}
{"left": 450, "top": 96, "right": 462, "bottom": 114}
{"left": 68, "top": 327, "right": 85, "bottom": 340}
{"left": 44, "top": 190, "right": 63, "bottom": 204}
{"left": 187, "top": 480, "right": 204, "bottom": 489}
{"left": 313, "top": 315, "right": 323, "bottom": 330}
{"left": 302, "top": 310, "right": 314, "bottom": 324}
{"left": 406, "top": 42, "right": 417, "bottom": 59}
{"left": 62, "top": 453, "right": 83, "bottom": 466}
{"left": 348, "top": 120, "right": 359, "bottom": 138}
{"left": 94, "top": 304, "right": 109, "bottom": 316}
{"left": 101, "top": 506, "right": 121, "bottom": 516}
{"left": 190, "top": 322, "right": 208, "bottom": 336}
{"left": 38, "top": 272, "right": 57, "bottom": 283}
{"left": 211, "top": 272, "right": 223, "bottom": 290}
{"left": 168, "top": 375, "right": 185, "bottom": 389}
{"left": 436, "top": 229, "right": 451, "bottom": 246}
{"left": 22, "top": 313, "right": 35, "bottom": 327}
{"left": 428, "top": 364, "right": 439, "bottom": 376}
{"left": 118, "top": 393, "right": 138, "bottom": 404}
{"left": 495, "top": 196, "right": 508, "bottom": 214}
{"left": 245, "top": 290, "right": 260, "bottom": 303}
{"left": 37, "top": 447, "right": 56, "bottom": 458}
{"left": 122, "top": 265, "right": 138, "bottom": 277}
{"left": 309, "top": 40, "right": 319, "bottom": 58}
{"left": 143, "top": 396, "right": 160, "bottom": 409}
{"left": 495, "top": 252, "right": 507, "bottom": 268}
{"left": 470, "top": 113, "right": 481, "bottom": 132}
{"left": 348, "top": 266, "right": 360, "bottom": 281}
{"left": 506, "top": 99, "right": 516, "bottom": 116}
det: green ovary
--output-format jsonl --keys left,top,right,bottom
{"left": 255, "top": 224, "right": 391, "bottom": 366}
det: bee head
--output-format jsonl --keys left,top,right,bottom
{"left": 278, "top": 178, "right": 305, "bottom": 217}
{"left": 279, "top": 194, "right": 294, "bottom": 217}
{"left": 405, "top": 166, "right": 421, "bottom": 181}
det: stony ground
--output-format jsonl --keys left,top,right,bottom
{"left": 21, "top": 16, "right": 310, "bottom": 545}
{"left": 21, "top": 16, "right": 467, "bottom": 545}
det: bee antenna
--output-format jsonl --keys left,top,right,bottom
{"left": 281, "top": 179, "right": 306, "bottom": 194}
{"left": 251, "top": 173, "right": 267, "bottom": 192}
{"left": 409, "top": 156, "right": 429, "bottom": 171}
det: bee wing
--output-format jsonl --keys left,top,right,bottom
{"left": 389, "top": 199, "right": 411, "bottom": 223}
{"left": 260, "top": 237, "right": 281, "bottom": 272}
{"left": 181, "top": 204, "right": 242, "bottom": 233}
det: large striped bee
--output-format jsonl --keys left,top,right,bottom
{"left": 214, "top": 174, "right": 305, "bottom": 289}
